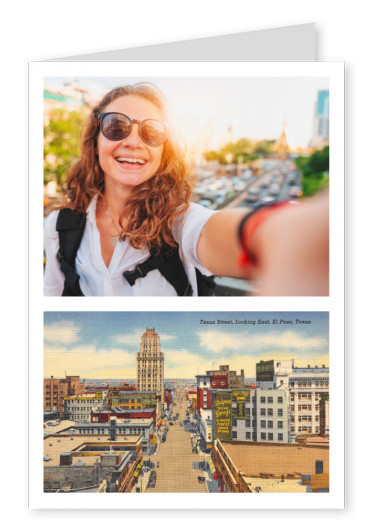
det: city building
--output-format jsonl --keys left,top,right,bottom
{"left": 106, "top": 390, "right": 163, "bottom": 419}
{"left": 44, "top": 375, "right": 85, "bottom": 418}
{"left": 205, "top": 365, "right": 245, "bottom": 389}
{"left": 92, "top": 407, "right": 157, "bottom": 427}
{"left": 256, "top": 359, "right": 329, "bottom": 441}
{"left": 211, "top": 388, "right": 290, "bottom": 446}
{"left": 44, "top": 81, "right": 92, "bottom": 116}
{"left": 310, "top": 90, "right": 329, "bottom": 149}
{"left": 62, "top": 416, "right": 155, "bottom": 454}
{"left": 44, "top": 419, "right": 75, "bottom": 436}
{"left": 274, "top": 122, "right": 290, "bottom": 159}
{"left": 137, "top": 328, "right": 164, "bottom": 396}
{"left": 195, "top": 365, "right": 245, "bottom": 449}
{"left": 43, "top": 433, "right": 143, "bottom": 493}
{"left": 63, "top": 391, "right": 106, "bottom": 422}
{"left": 212, "top": 439, "right": 329, "bottom": 493}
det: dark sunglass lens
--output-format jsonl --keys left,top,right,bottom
{"left": 101, "top": 113, "right": 131, "bottom": 140}
{"left": 141, "top": 120, "right": 166, "bottom": 146}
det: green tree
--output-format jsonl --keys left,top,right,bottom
{"left": 44, "top": 108, "right": 88, "bottom": 190}
{"left": 295, "top": 146, "right": 329, "bottom": 196}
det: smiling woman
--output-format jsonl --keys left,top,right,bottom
{"left": 43, "top": 82, "right": 329, "bottom": 297}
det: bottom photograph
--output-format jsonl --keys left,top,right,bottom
{"left": 43, "top": 311, "right": 329, "bottom": 494}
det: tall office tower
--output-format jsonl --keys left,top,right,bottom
{"left": 137, "top": 328, "right": 164, "bottom": 395}
{"left": 311, "top": 90, "right": 329, "bottom": 149}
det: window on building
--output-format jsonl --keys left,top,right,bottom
{"left": 232, "top": 419, "right": 237, "bottom": 427}
{"left": 268, "top": 421, "right": 273, "bottom": 428}
{"left": 278, "top": 409, "right": 283, "bottom": 417}
{"left": 267, "top": 396, "right": 273, "bottom": 403}
{"left": 278, "top": 433, "right": 283, "bottom": 441}
{"left": 278, "top": 396, "right": 283, "bottom": 403}
{"left": 267, "top": 408, "right": 273, "bottom": 416}
{"left": 246, "top": 419, "right": 250, "bottom": 428}
{"left": 260, "top": 396, "right": 266, "bottom": 403}
{"left": 261, "top": 432, "right": 266, "bottom": 440}
{"left": 261, "top": 420, "right": 266, "bottom": 428}
{"left": 260, "top": 408, "right": 266, "bottom": 416}
{"left": 232, "top": 432, "right": 237, "bottom": 439}
{"left": 315, "top": 460, "right": 324, "bottom": 474}
{"left": 268, "top": 433, "right": 273, "bottom": 441}
{"left": 278, "top": 421, "right": 283, "bottom": 429}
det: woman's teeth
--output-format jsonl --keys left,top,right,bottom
{"left": 116, "top": 157, "right": 146, "bottom": 165}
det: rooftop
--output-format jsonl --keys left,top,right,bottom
{"left": 69, "top": 417, "right": 153, "bottom": 428}
{"left": 44, "top": 434, "right": 142, "bottom": 467}
{"left": 43, "top": 420, "right": 76, "bottom": 436}
{"left": 142, "top": 328, "right": 159, "bottom": 337}
{"left": 218, "top": 440, "right": 329, "bottom": 477}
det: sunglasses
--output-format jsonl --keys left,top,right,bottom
{"left": 98, "top": 112, "right": 167, "bottom": 147}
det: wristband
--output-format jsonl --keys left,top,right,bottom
{"left": 237, "top": 201, "right": 292, "bottom": 268}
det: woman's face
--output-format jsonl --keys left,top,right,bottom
{"left": 97, "top": 95, "right": 164, "bottom": 193}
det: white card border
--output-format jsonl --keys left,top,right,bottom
{"left": 29, "top": 61, "right": 344, "bottom": 509}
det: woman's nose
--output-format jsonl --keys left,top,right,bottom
{"left": 122, "top": 123, "right": 143, "bottom": 146}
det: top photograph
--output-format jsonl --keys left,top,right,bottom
{"left": 43, "top": 75, "right": 330, "bottom": 297}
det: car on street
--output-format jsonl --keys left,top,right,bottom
{"left": 147, "top": 471, "right": 157, "bottom": 488}
{"left": 269, "top": 183, "right": 281, "bottom": 196}
{"left": 289, "top": 186, "right": 303, "bottom": 198}
{"left": 262, "top": 195, "right": 276, "bottom": 205}
{"left": 198, "top": 199, "right": 213, "bottom": 208}
{"left": 245, "top": 188, "right": 259, "bottom": 202}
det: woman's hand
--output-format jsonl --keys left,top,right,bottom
{"left": 197, "top": 190, "right": 329, "bottom": 296}
{"left": 245, "top": 191, "right": 329, "bottom": 296}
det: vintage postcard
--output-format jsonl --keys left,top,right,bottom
{"left": 30, "top": 310, "right": 343, "bottom": 509}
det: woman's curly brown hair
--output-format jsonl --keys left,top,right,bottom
{"left": 61, "top": 83, "right": 192, "bottom": 250}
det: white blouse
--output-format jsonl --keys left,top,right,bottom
{"left": 44, "top": 196, "right": 216, "bottom": 296}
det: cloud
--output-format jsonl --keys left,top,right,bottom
{"left": 197, "top": 330, "right": 328, "bottom": 354}
{"left": 44, "top": 345, "right": 137, "bottom": 379}
{"left": 44, "top": 321, "right": 81, "bottom": 345}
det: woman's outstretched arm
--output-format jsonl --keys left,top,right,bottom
{"left": 197, "top": 190, "right": 329, "bottom": 296}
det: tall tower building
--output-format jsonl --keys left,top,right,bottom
{"left": 137, "top": 328, "right": 164, "bottom": 395}
{"left": 310, "top": 90, "right": 329, "bottom": 149}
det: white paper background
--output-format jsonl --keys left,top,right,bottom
{"left": 1, "top": 0, "right": 372, "bottom": 526}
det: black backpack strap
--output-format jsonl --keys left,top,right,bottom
{"left": 56, "top": 209, "right": 86, "bottom": 296}
{"left": 195, "top": 269, "right": 216, "bottom": 296}
{"left": 123, "top": 244, "right": 193, "bottom": 296}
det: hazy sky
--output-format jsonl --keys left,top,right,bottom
{"left": 45, "top": 76, "right": 329, "bottom": 150}
{"left": 44, "top": 312, "right": 329, "bottom": 380}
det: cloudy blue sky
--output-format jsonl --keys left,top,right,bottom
{"left": 44, "top": 312, "right": 329, "bottom": 380}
